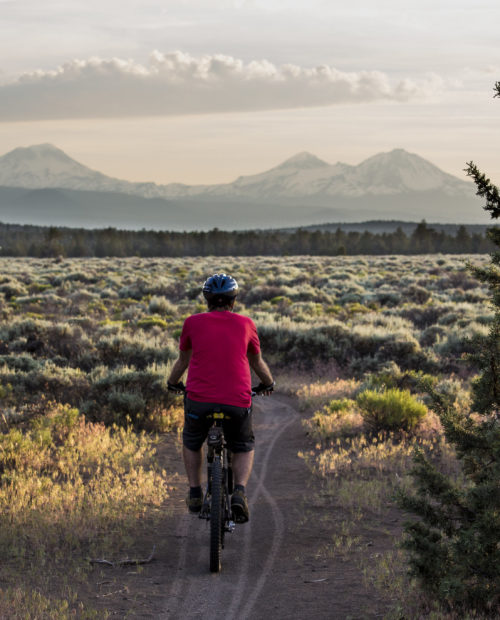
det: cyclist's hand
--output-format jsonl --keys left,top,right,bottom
{"left": 168, "top": 381, "right": 186, "bottom": 394}
{"left": 252, "top": 381, "right": 275, "bottom": 396}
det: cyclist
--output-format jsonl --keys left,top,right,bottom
{"left": 167, "top": 273, "right": 274, "bottom": 523}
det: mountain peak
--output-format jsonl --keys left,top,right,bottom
{"left": 5, "top": 143, "right": 75, "bottom": 163}
{"left": 277, "top": 151, "right": 331, "bottom": 169}
{"left": 10, "top": 143, "right": 64, "bottom": 154}
{"left": 361, "top": 148, "right": 431, "bottom": 166}
{"left": 25, "top": 143, "right": 60, "bottom": 152}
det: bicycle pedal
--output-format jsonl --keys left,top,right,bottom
{"left": 226, "top": 520, "right": 236, "bottom": 533}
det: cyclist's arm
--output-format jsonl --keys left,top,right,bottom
{"left": 168, "top": 349, "right": 192, "bottom": 384}
{"left": 247, "top": 352, "right": 274, "bottom": 386}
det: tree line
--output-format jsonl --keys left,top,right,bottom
{"left": 0, "top": 220, "right": 494, "bottom": 257}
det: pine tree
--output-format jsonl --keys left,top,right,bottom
{"left": 398, "top": 82, "right": 500, "bottom": 615}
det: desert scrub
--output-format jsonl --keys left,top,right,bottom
{"left": 0, "top": 254, "right": 491, "bottom": 428}
{"left": 356, "top": 388, "right": 427, "bottom": 432}
{"left": 299, "top": 425, "right": 454, "bottom": 523}
{"left": 0, "top": 362, "right": 90, "bottom": 404}
{"left": 148, "top": 295, "right": 176, "bottom": 315}
{"left": 137, "top": 315, "right": 169, "bottom": 330}
{"left": 296, "top": 378, "right": 359, "bottom": 411}
{"left": 83, "top": 365, "right": 177, "bottom": 430}
{"left": 0, "top": 403, "right": 169, "bottom": 564}
{"left": 309, "top": 432, "right": 439, "bottom": 478}
{"left": 304, "top": 398, "right": 363, "bottom": 441}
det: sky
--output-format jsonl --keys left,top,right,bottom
{"left": 1, "top": 0, "right": 499, "bottom": 185}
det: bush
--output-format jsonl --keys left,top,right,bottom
{"left": 83, "top": 367, "right": 174, "bottom": 429}
{"left": 241, "top": 285, "right": 287, "bottom": 305}
{"left": 148, "top": 296, "right": 176, "bottom": 315}
{"left": 137, "top": 316, "right": 168, "bottom": 330}
{"left": 356, "top": 388, "right": 427, "bottom": 432}
{"left": 403, "top": 284, "right": 431, "bottom": 304}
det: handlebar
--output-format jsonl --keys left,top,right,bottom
{"left": 167, "top": 381, "right": 275, "bottom": 396}
{"left": 251, "top": 381, "right": 275, "bottom": 396}
{"left": 167, "top": 381, "right": 186, "bottom": 394}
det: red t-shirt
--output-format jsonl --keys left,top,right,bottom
{"left": 179, "top": 311, "right": 260, "bottom": 407}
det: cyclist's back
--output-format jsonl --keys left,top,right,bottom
{"left": 180, "top": 310, "right": 259, "bottom": 407}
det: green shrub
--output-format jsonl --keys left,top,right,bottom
{"left": 325, "top": 398, "right": 353, "bottom": 413}
{"left": 83, "top": 367, "right": 173, "bottom": 429}
{"left": 356, "top": 388, "right": 427, "bottom": 432}
{"left": 137, "top": 316, "right": 168, "bottom": 330}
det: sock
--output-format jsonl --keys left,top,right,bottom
{"left": 234, "top": 484, "right": 246, "bottom": 494}
{"left": 189, "top": 486, "right": 202, "bottom": 499}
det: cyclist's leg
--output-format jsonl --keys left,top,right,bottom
{"left": 183, "top": 398, "right": 214, "bottom": 456}
{"left": 183, "top": 445, "right": 203, "bottom": 487}
{"left": 232, "top": 450, "right": 254, "bottom": 487}
{"left": 221, "top": 404, "right": 254, "bottom": 523}
{"left": 183, "top": 398, "right": 214, "bottom": 511}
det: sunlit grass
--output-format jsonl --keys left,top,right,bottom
{"left": 296, "top": 378, "right": 359, "bottom": 411}
{"left": 0, "top": 402, "right": 171, "bottom": 613}
{"left": 0, "top": 587, "right": 104, "bottom": 619}
{"left": 298, "top": 375, "right": 464, "bottom": 617}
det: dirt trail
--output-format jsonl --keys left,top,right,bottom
{"left": 90, "top": 396, "right": 393, "bottom": 618}
{"left": 163, "top": 397, "right": 297, "bottom": 619}
{"left": 158, "top": 396, "right": 390, "bottom": 620}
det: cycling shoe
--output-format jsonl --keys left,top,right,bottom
{"left": 231, "top": 489, "right": 249, "bottom": 523}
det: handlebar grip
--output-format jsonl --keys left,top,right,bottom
{"left": 168, "top": 381, "right": 186, "bottom": 393}
{"left": 252, "top": 381, "right": 275, "bottom": 395}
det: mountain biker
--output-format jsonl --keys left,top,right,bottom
{"left": 167, "top": 273, "right": 274, "bottom": 523}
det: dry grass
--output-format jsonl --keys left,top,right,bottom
{"left": 0, "top": 402, "right": 171, "bottom": 616}
{"left": 297, "top": 377, "right": 463, "bottom": 617}
{"left": 0, "top": 588, "right": 105, "bottom": 620}
{"left": 296, "top": 378, "right": 358, "bottom": 411}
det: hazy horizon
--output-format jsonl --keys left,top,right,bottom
{"left": 1, "top": 1, "right": 499, "bottom": 186}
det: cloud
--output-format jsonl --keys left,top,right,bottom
{"left": 0, "top": 51, "right": 441, "bottom": 121}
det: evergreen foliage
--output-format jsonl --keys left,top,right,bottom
{"left": 0, "top": 220, "right": 493, "bottom": 257}
{"left": 398, "top": 82, "right": 500, "bottom": 615}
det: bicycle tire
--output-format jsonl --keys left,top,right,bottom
{"left": 210, "top": 456, "right": 224, "bottom": 573}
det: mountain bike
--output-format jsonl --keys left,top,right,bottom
{"left": 169, "top": 382, "right": 274, "bottom": 573}
{"left": 199, "top": 410, "right": 234, "bottom": 573}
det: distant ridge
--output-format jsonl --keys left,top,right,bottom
{"left": 0, "top": 144, "right": 487, "bottom": 229}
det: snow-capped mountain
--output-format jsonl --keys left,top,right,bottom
{"left": 0, "top": 144, "right": 161, "bottom": 197}
{"left": 198, "top": 148, "right": 472, "bottom": 199}
{"left": 0, "top": 144, "right": 483, "bottom": 230}
{"left": 0, "top": 144, "right": 473, "bottom": 201}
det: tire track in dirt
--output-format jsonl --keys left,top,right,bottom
{"left": 162, "top": 396, "right": 297, "bottom": 620}
{"left": 227, "top": 403, "right": 297, "bottom": 620}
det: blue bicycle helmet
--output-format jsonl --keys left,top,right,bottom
{"left": 202, "top": 273, "right": 239, "bottom": 307}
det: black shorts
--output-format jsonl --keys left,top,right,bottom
{"left": 183, "top": 397, "right": 255, "bottom": 453}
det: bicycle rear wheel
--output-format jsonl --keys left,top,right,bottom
{"left": 210, "top": 456, "right": 224, "bottom": 573}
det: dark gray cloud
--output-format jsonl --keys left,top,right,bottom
{"left": 0, "top": 51, "right": 441, "bottom": 121}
